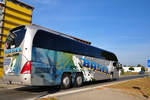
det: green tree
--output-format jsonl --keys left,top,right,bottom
{"left": 137, "top": 64, "right": 142, "bottom": 67}
{"left": 129, "top": 67, "right": 134, "bottom": 71}
{"left": 141, "top": 66, "right": 145, "bottom": 72}
{"left": 123, "top": 65, "right": 127, "bottom": 67}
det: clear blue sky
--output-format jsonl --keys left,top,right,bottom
{"left": 21, "top": 0, "right": 150, "bottom": 66}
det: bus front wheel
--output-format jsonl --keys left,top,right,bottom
{"left": 61, "top": 73, "right": 72, "bottom": 89}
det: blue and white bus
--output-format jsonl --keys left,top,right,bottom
{"left": 4, "top": 25, "right": 119, "bottom": 89}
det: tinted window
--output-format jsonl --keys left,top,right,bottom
{"left": 33, "top": 30, "right": 118, "bottom": 61}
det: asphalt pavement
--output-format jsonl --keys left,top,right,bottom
{"left": 56, "top": 88, "right": 145, "bottom": 100}
{"left": 0, "top": 74, "right": 149, "bottom": 100}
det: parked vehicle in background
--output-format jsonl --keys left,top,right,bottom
{"left": 3, "top": 25, "right": 119, "bottom": 89}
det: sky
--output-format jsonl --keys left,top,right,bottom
{"left": 21, "top": 0, "right": 150, "bottom": 66}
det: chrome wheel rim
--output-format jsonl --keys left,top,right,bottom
{"left": 63, "top": 76, "right": 70, "bottom": 87}
{"left": 77, "top": 76, "right": 82, "bottom": 86}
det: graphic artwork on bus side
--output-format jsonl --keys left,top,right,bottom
{"left": 31, "top": 47, "right": 114, "bottom": 85}
{"left": 4, "top": 47, "right": 22, "bottom": 75}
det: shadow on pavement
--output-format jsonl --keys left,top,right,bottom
{"left": 83, "top": 79, "right": 112, "bottom": 86}
{"left": 15, "top": 85, "right": 60, "bottom": 93}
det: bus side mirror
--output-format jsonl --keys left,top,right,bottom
{"left": 113, "top": 62, "right": 120, "bottom": 71}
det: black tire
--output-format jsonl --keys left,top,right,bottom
{"left": 110, "top": 72, "right": 117, "bottom": 81}
{"left": 61, "top": 73, "right": 72, "bottom": 89}
{"left": 74, "top": 73, "right": 83, "bottom": 87}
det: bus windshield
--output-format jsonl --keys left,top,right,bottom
{"left": 6, "top": 26, "right": 26, "bottom": 49}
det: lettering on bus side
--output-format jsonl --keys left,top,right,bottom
{"left": 80, "top": 58, "right": 109, "bottom": 74}
{"left": 5, "top": 48, "right": 22, "bottom": 56}
{"left": 4, "top": 59, "right": 11, "bottom": 66}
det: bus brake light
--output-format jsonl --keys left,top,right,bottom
{"left": 20, "top": 61, "right": 31, "bottom": 74}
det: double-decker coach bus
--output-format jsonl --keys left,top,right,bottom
{"left": 3, "top": 25, "right": 119, "bottom": 89}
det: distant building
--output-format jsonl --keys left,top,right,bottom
{"left": 123, "top": 67, "right": 141, "bottom": 72}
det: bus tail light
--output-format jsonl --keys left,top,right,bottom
{"left": 20, "top": 61, "right": 31, "bottom": 74}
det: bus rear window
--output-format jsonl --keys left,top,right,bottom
{"left": 6, "top": 26, "right": 26, "bottom": 49}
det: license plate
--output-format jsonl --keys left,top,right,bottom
{"left": 8, "top": 72, "right": 15, "bottom": 75}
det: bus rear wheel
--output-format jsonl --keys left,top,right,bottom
{"left": 74, "top": 73, "right": 83, "bottom": 87}
{"left": 61, "top": 73, "right": 72, "bottom": 89}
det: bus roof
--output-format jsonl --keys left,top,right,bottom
{"left": 30, "top": 24, "right": 91, "bottom": 45}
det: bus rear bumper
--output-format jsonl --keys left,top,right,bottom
{"left": 3, "top": 74, "right": 31, "bottom": 85}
